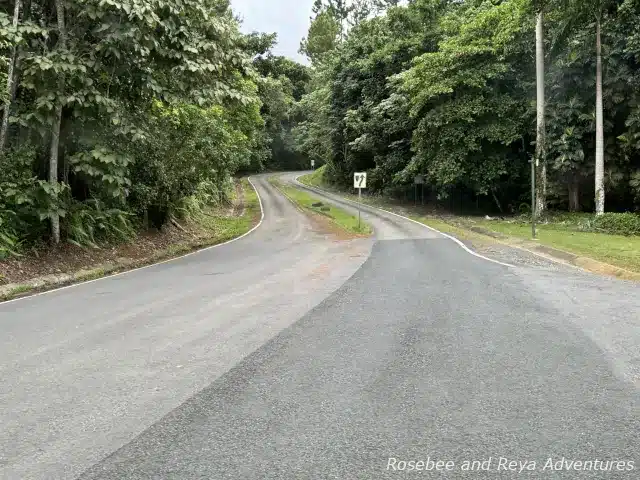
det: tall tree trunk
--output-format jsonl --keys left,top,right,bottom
{"left": 49, "top": 0, "right": 67, "bottom": 244}
{"left": 594, "top": 17, "right": 605, "bottom": 215}
{"left": 10, "top": 53, "right": 22, "bottom": 100}
{"left": 535, "top": 11, "right": 547, "bottom": 217}
{"left": 491, "top": 188, "right": 503, "bottom": 213}
{"left": 568, "top": 177, "right": 580, "bottom": 212}
{"left": 0, "top": 0, "right": 21, "bottom": 154}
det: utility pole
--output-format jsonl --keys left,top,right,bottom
{"left": 531, "top": 156, "right": 537, "bottom": 239}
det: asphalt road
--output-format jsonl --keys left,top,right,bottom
{"left": 2, "top": 172, "right": 639, "bottom": 479}
{"left": 0, "top": 175, "right": 373, "bottom": 479}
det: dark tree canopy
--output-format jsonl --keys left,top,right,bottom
{"left": 291, "top": 0, "right": 640, "bottom": 214}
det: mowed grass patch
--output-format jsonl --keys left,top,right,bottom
{"left": 270, "top": 177, "right": 372, "bottom": 235}
{"left": 471, "top": 219, "right": 640, "bottom": 273}
{"left": 409, "top": 216, "right": 499, "bottom": 248}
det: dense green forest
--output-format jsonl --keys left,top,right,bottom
{"left": 2, "top": 0, "right": 640, "bottom": 257}
{"left": 291, "top": 0, "right": 640, "bottom": 220}
{"left": 0, "top": 0, "right": 310, "bottom": 255}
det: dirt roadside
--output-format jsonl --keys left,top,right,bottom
{"left": 0, "top": 178, "right": 261, "bottom": 302}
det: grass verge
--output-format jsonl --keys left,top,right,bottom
{"left": 299, "top": 166, "right": 327, "bottom": 188}
{"left": 408, "top": 216, "right": 499, "bottom": 249}
{"left": 397, "top": 215, "right": 640, "bottom": 279}
{"left": 464, "top": 218, "right": 640, "bottom": 274}
{"left": 195, "top": 178, "right": 261, "bottom": 242}
{"left": 0, "top": 177, "right": 262, "bottom": 303}
{"left": 270, "top": 176, "right": 372, "bottom": 236}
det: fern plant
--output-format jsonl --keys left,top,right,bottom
{"left": 65, "top": 199, "right": 136, "bottom": 248}
{"left": 0, "top": 209, "right": 22, "bottom": 258}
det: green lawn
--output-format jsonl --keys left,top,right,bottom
{"left": 408, "top": 216, "right": 496, "bottom": 247}
{"left": 468, "top": 219, "right": 640, "bottom": 272}
{"left": 271, "top": 177, "right": 372, "bottom": 235}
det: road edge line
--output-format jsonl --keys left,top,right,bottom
{"left": 293, "top": 175, "right": 516, "bottom": 269}
{"left": 1, "top": 177, "right": 265, "bottom": 305}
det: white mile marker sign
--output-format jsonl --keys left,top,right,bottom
{"left": 353, "top": 172, "right": 367, "bottom": 229}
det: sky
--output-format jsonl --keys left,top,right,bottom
{"left": 230, "top": 0, "right": 314, "bottom": 64}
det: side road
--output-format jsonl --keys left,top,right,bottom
{"left": 280, "top": 171, "right": 640, "bottom": 388}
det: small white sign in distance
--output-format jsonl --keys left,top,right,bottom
{"left": 354, "top": 172, "right": 367, "bottom": 189}
{"left": 311, "top": 159, "right": 315, "bottom": 167}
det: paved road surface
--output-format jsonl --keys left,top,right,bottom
{"left": 2, "top": 172, "right": 639, "bottom": 479}
{"left": 0, "top": 175, "right": 372, "bottom": 479}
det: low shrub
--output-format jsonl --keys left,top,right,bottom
{"left": 510, "top": 210, "right": 640, "bottom": 236}
{"left": 0, "top": 209, "right": 22, "bottom": 258}
{"left": 65, "top": 199, "right": 136, "bottom": 248}
{"left": 591, "top": 212, "right": 640, "bottom": 236}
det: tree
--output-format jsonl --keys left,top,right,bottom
{"left": 595, "top": 7, "right": 605, "bottom": 214}
{"left": 399, "top": 0, "right": 534, "bottom": 205}
{"left": 299, "top": 9, "right": 341, "bottom": 63}
{"left": 293, "top": 0, "right": 640, "bottom": 216}
{"left": 253, "top": 54, "right": 311, "bottom": 101}
{"left": 49, "top": 0, "right": 67, "bottom": 244}
{"left": 322, "top": 0, "right": 440, "bottom": 189}
{"left": 547, "top": 0, "right": 621, "bottom": 214}
{"left": 246, "top": 37, "right": 311, "bottom": 171}
{"left": 0, "top": 0, "right": 293, "bottom": 254}
{"left": 0, "top": 0, "right": 20, "bottom": 153}
{"left": 300, "top": 0, "right": 399, "bottom": 64}
{"left": 535, "top": 4, "right": 548, "bottom": 216}
{"left": 243, "top": 32, "right": 278, "bottom": 57}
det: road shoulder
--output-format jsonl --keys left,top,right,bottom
{"left": 0, "top": 177, "right": 263, "bottom": 302}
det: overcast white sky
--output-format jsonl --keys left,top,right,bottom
{"left": 231, "top": 0, "right": 314, "bottom": 64}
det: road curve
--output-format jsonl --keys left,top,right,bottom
{"left": 76, "top": 172, "right": 639, "bottom": 479}
{"left": 2, "top": 172, "right": 639, "bottom": 479}
{"left": 0, "top": 175, "right": 373, "bottom": 479}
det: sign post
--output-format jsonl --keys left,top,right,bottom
{"left": 414, "top": 175, "right": 425, "bottom": 207}
{"left": 531, "top": 157, "right": 537, "bottom": 238}
{"left": 311, "top": 159, "right": 315, "bottom": 169}
{"left": 353, "top": 172, "right": 367, "bottom": 230}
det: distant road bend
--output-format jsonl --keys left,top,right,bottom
{"left": 1, "top": 172, "right": 639, "bottom": 479}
